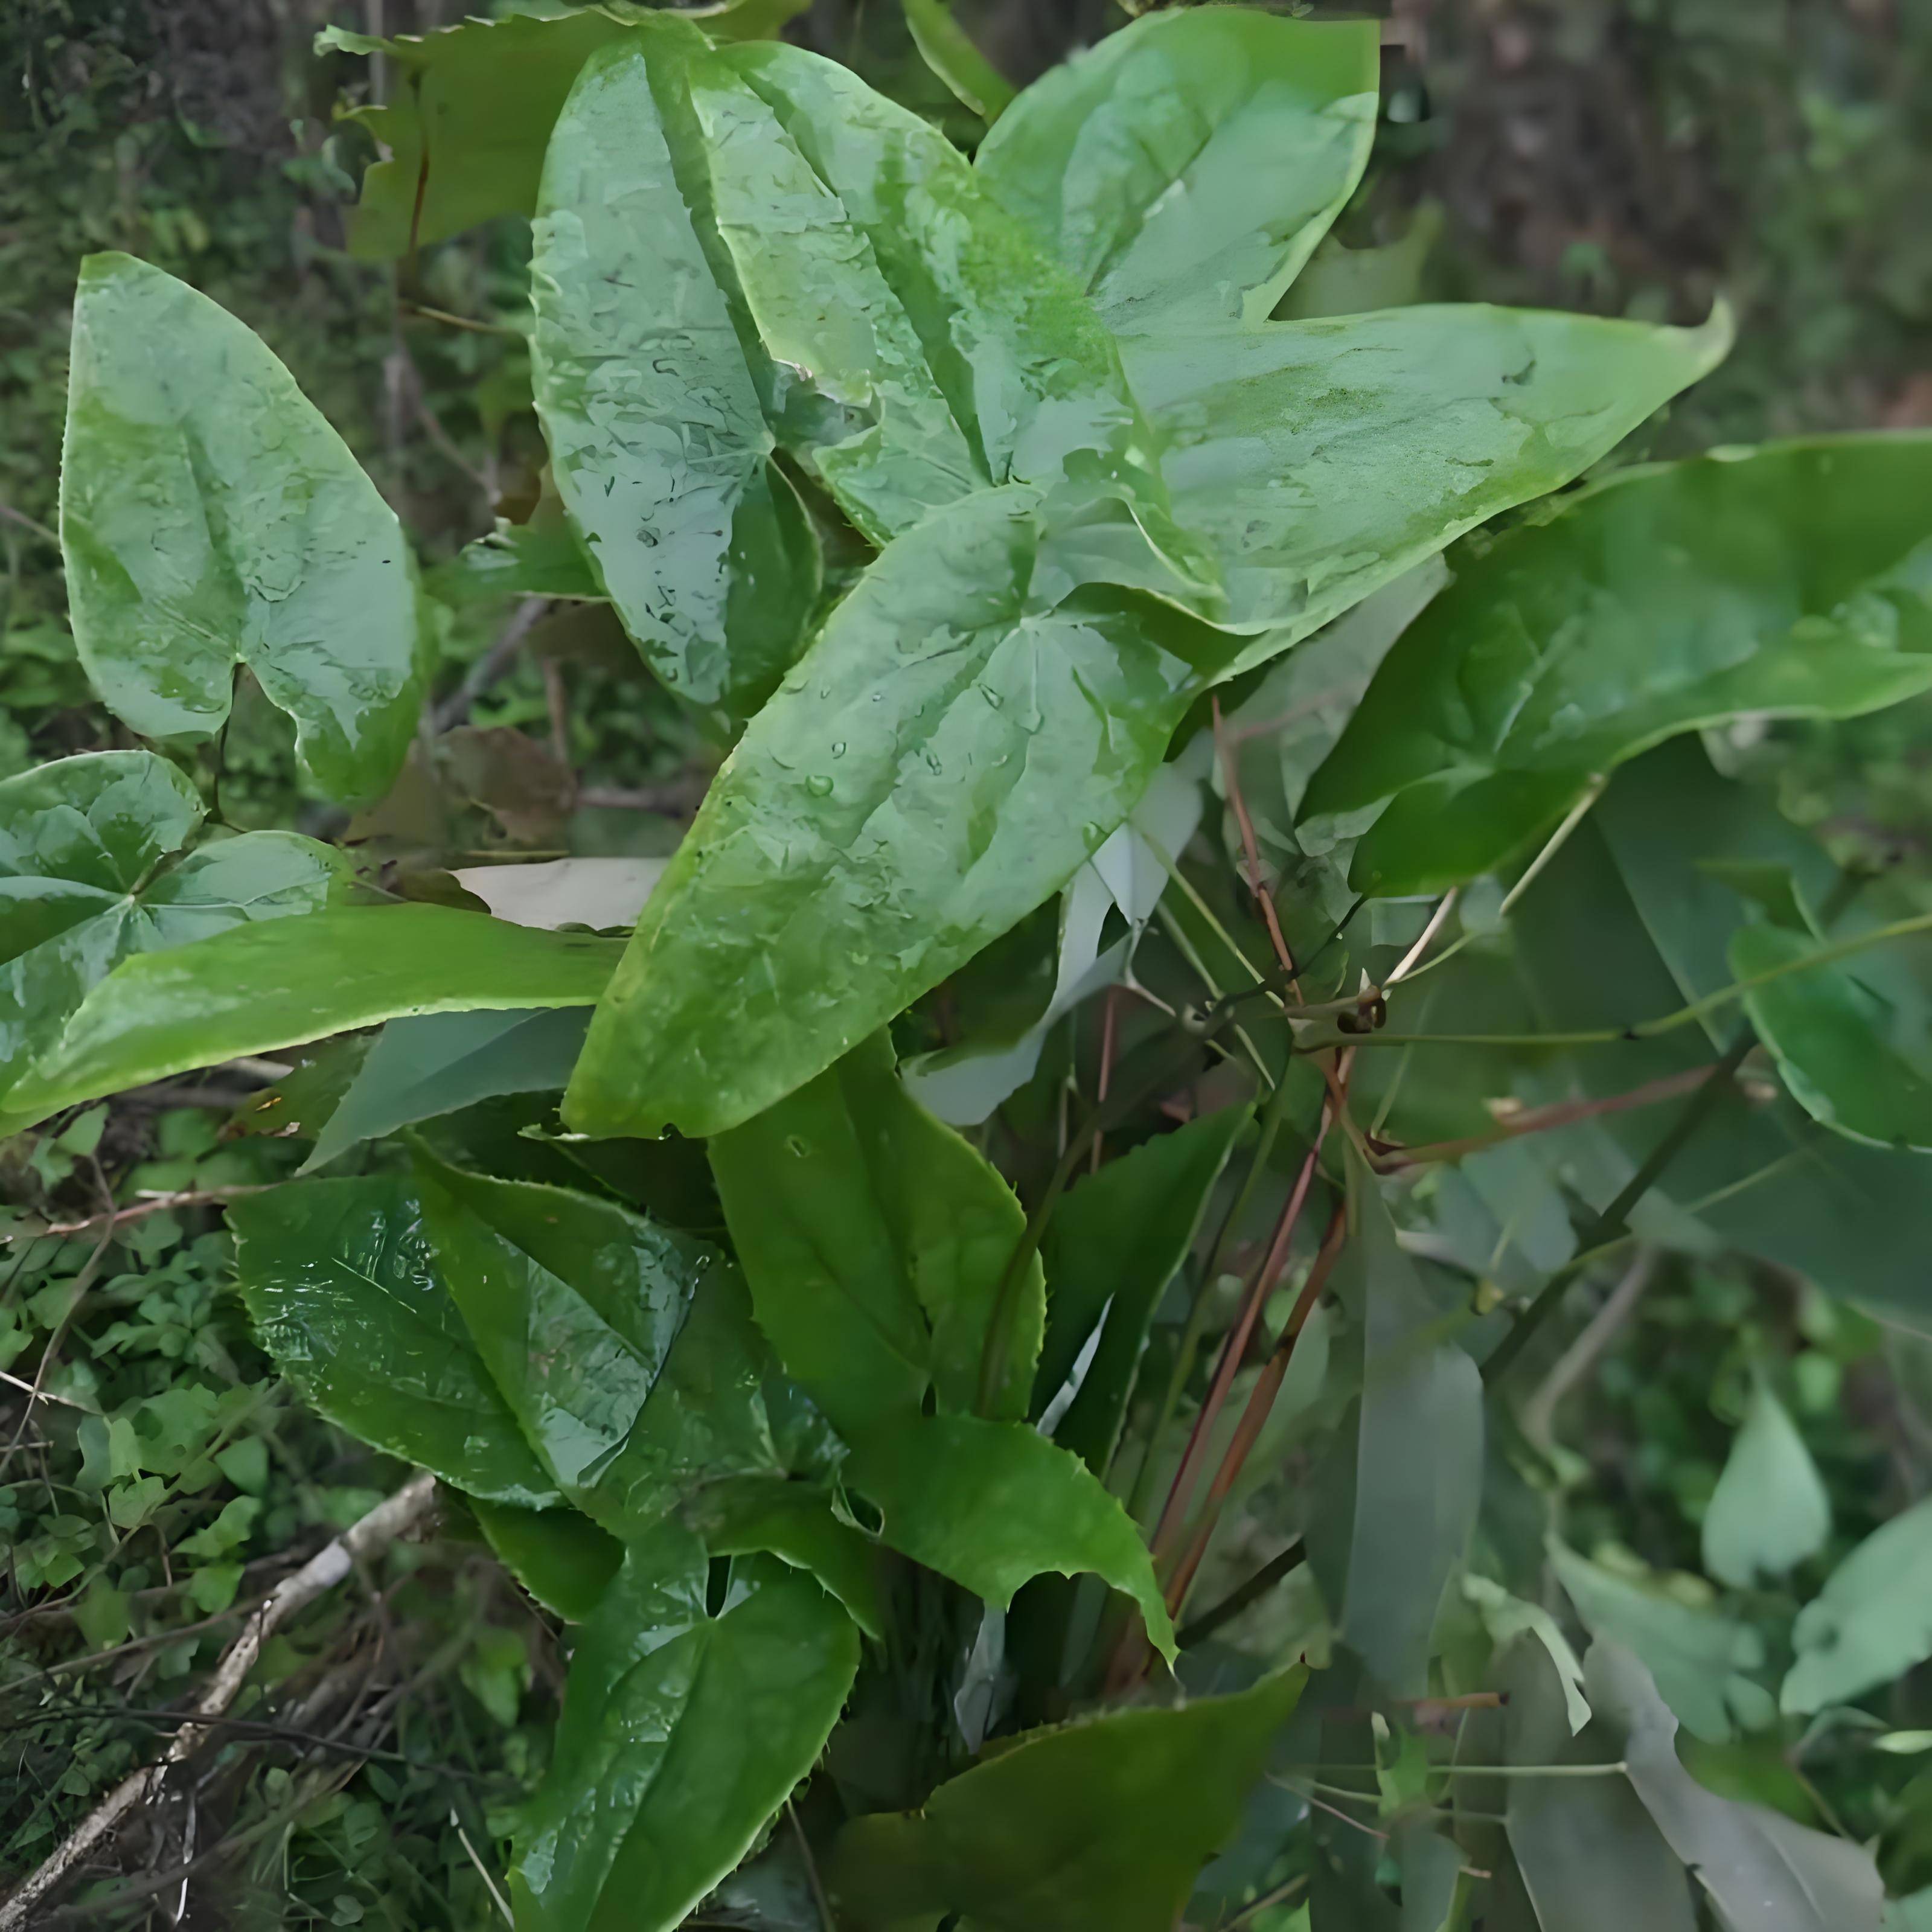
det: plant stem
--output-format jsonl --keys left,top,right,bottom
{"left": 1177, "top": 1539, "right": 1306, "bottom": 1648}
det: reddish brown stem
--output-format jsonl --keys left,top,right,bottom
{"left": 1212, "top": 696, "right": 1302, "bottom": 1001}
{"left": 1090, "top": 988, "right": 1121, "bottom": 1174}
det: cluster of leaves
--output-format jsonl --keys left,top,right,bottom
{"left": 8, "top": 4, "right": 1932, "bottom": 1931}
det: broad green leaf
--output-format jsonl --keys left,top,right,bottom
{"left": 304, "top": 1007, "right": 591, "bottom": 1173}
{"left": 1337, "top": 1159, "right": 1483, "bottom": 1698}
{"left": 1307, "top": 433, "right": 1932, "bottom": 894}
{"left": 1125, "top": 302, "right": 1732, "bottom": 644}
{"left": 709, "top": 1030, "right": 1044, "bottom": 1435}
{"left": 1279, "top": 205, "right": 1444, "bottom": 321}
{"left": 231, "top": 1176, "right": 560, "bottom": 1507}
{"left": 531, "top": 28, "right": 820, "bottom": 721}
{"left": 1, "top": 750, "right": 346, "bottom": 1103}
{"left": 684, "top": 1475, "right": 887, "bottom": 1640}
{"left": 844, "top": 1413, "right": 1176, "bottom": 1662}
{"left": 320, "top": 2, "right": 811, "bottom": 258}
{"left": 1735, "top": 920, "right": 1932, "bottom": 1151}
{"left": 565, "top": 485, "right": 1235, "bottom": 1139}
{"left": 976, "top": 9, "right": 1378, "bottom": 335}
{"left": 1701, "top": 1380, "right": 1832, "bottom": 1588}
{"left": 414, "top": 1154, "right": 831, "bottom": 1536}
{"left": 1395, "top": 1822, "right": 1464, "bottom": 1932}
{"left": 828, "top": 1666, "right": 1305, "bottom": 1931}
{"left": 1461, "top": 1575, "right": 1590, "bottom": 1735}
{"left": 435, "top": 511, "right": 605, "bottom": 609}
{"left": 2, "top": 906, "right": 622, "bottom": 1134}
{"left": 1587, "top": 1642, "right": 1885, "bottom": 1932}
{"left": 513, "top": 1534, "right": 859, "bottom": 1932}
{"left": 903, "top": 0, "right": 1014, "bottom": 121}
{"left": 1549, "top": 1541, "right": 1771, "bottom": 1744}
{"left": 1783, "top": 1495, "right": 1932, "bottom": 1714}
{"left": 62, "top": 254, "right": 428, "bottom": 801}
{"left": 472, "top": 1499, "right": 623, "bottom": 1622}
{"left": 1037, "top": 1105, "right": 1252, "bottom": 1476}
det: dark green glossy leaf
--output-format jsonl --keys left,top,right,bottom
{"left": 303, "top": 1006, "right": 591, "bottom": 1173}
{"left": 1036, "top": 1105, "right": 1252, "bottom": 1475}
{"left": 977, "top": 9, "right": 1378, "bottom": 336}
{"left": 1587, "top": 1642, "right": 1885, "bottom": 1932}
{"left": 531, "top": 26, "right": 820, "bottom": 722}
{"left": 1782, "top": 1496, "right": 1932, "bottom": 1715}
{"left": 2, "top": 906, "right": 621, "bottom": 1134}
{"left": 684, "top": 1475, "right": 887, "bottom": 1640}
{"left": 1125, "top": 302, "right": 1731, "bottom": 644}
{"left": 231, "top": 1176, "right": 560, "bottom": 1508}
{"left": 1735, "top": 920, "right": 1932, "bottom": 1151}
{"left": 62, "top": 254, "right": 429, "bottom": 801}
{"left": 709, "top": 1030, "right": 1044, "bottom": 1436}
{"left": 472, "top": 1499, "right": 624, "bottom": 1622}
{"left": 1336, "top": 1156, "right": 1483, "bottom": 1698}
{"left": 903, "top": 0, "right": 1013, "bottom": 121}
{"left": 1307, "top": 433, "right": 1932, "bottom": 894}
{"left": 1, "top": 750, "right": 346, "bottom": 1104}
{"left": 565, "top": 485, "right": 1235, "bottom": 1139}
{"left": 1701, "top": 1380, "right": 1831, "bottom": 1588}
{"left": 513, "top": 1536, "right": 859, "bottom": 1932}
{"left": 828, "top": 1666, "right": 1304, "bottom": 1931}
{"left": 842, "top": 1413, "right": 1176, "bottom": 1663}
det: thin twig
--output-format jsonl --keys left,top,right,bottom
{"left": 2, "top": 1184, "right": 272, "bottom": 1246}
{"left": 433, "top": 597, "right": 548, "bottom": 732}
{"left": 1520, "top": 1249, "right": 1657, "bottom": 1452}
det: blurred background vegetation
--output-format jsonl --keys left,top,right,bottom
{"left": 5, "top": 1, "right": 1932, "bottom": 1924}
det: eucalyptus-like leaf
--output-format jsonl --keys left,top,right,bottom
{"left": 62, "top": 254, "right": 429, "bottom": 801}
{"left": 1126, "top": 302, "right": 1732, "bottom": 646}
{"left": 2, "top": 906, "right": 622, "bottom": 1136}
{"left": 828, "top": 1666, "right": 1305, "bottom": 1931}
{"left": 843, "top": 1413, "right": 1177, "bottom": 1663}
{"left": 709, "top": 1030, "right": 1043, "bottom": 1436}
{"left": 1, "top": 750, "right": 347, "bottom": 1104}
{"left": 565, "top": 485, "right": 1236, "bottom": 1139}
{"left": 977, "top": 8, "right": 1378, "bottom": 335}
{"left": 1307, "top": 433, "right": 1932, "bottom": 894}
{"left": 512, "top": 1532, "right": 859, "bottom": 1932}
{"left": 1701, "top": 1380, "right": 1832, "bottom": 1587}
{"left": 903, "top": 0, "right": 1014, "bottom": 121}
{"left": 232, "top": 1176, "right": 560, "bottom": 1508}
{"left": 1036, "top": 1105, "right": 1252, "bottom": 1475}
{"left": 1783, "top": 1495, "right": 1932, "bottom": 1715}
{"left": 303, "top": 1007, "right": 591, "bottom": 1174}
{"left": 471, "top": 1499, "right": 624, "bottom": 1623}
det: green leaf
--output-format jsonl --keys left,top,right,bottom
{"left": 62, "top": 254, "right": 428, "bottom": 801}
{"left": 1735, "top": 920, "right": 1932, "bottom": 1151}
{"left": 1278, "top": 205, "right": 1445, "bottom": 322}
{"left": 903, "top": 0, "right": 1014, "bottom": 121}
{"left": 1126, "top": 301, "right": 1731, "bottom": 644}
{"left": 565, "top": 485, "right": 1234, "bottom": 1139}
{"left": 709, "top": 1030, "right": 1044, "bottom": 1436}
{"left": 1701, "top": 1380, "right": 1832, "bottom": 1588}
{"left": 1037, "top": 1105, "right": 1252, "bottom": 1476}
{"left": 231, "top": 1176, "right": 560, "bottom": 1508}
{"left": 1548, "top": 1541, "right": 1771, "bottom": 1744}
{"left": 827, "top": 1666, "right": 1305, "bottom": 1932}
{"left": 1782, "top": 1495, "right": 1932, "bottom": 1715}
{"left": 531, "top": 27, "right": 820, "bottom": 723}
{"left": 683, "top": 1475, "right": 887, "bottom": 1641}
{"left": 1587, "top": 1642, "right": 1885, "bottom": 1932}
{"left": 1337, "top": 1159, "right": 1483, "bottom": 1698}
{"left": 303, "top": 1007, "right": 591, "bottom": 1173}
{"left": 1307, "top": 433, "right": 1932, "bottom": 895}
{"left": 1, "top": 750, "right": 347, "bottom": 1102}
{"left": 2, "top": 906, "right": 621, "bottom": 1134}
{"left": 842, "top": 1413, "right": 1176, "bottom": 1663}
{"left": 471, "top": 1499, "right": 624, "bottom": 1623}
{"left": 976, "top": 9, "right": 1378, "bottom": 335}
{"left": 512, "top": 1537, "right": 859, "bottom": 1932}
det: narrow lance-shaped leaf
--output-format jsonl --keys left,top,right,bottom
{"left": 1, "top": 750, "right": 347, "bottom": 1104}
{"left": 62, "top": 254, "right": 429, "bottom": 801}
{"left": 903, "top": 0, "right": 1014, "bottom": 123}
{"left": 842, "top": 1413, "right": 1177, "bottom": 1664}
{"left": 1124, "top": 301, "right": 1732, "bottom": 644}
{"left": 1701, "top": 1379, "right": 1832, "bottom": 1588}
{"left": 709, "top": 1030, "right": 1044, "bottom": 1436}
{"left": 1305, "top": 433, "right": 1932, "bottom": 895}
{"left": 2, "top": 906, "right": 622, "bottom": 1136}
{"left": 232, "top": 1176, "right": 560, "bottom": 1508}
{"left": 565, "top": 485, "right": 1235, "bottom": 1139}
{"left": 828, "top": 1667, "right": 1305, "bottom": 1932}
{"left": 976, "top": 8, "right": 1378, "bottom": 336}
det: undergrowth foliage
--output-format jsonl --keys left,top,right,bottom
{"left": 7, "top": 4, "right": 1932, "bottom": 1928}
